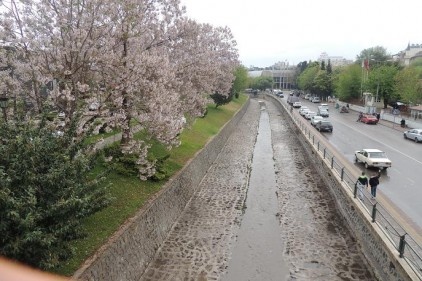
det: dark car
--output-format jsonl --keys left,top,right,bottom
{"left": 315, "top": 120, "right": 333, "bottom": 132}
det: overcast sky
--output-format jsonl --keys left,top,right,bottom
{"left": 179, "top": 0, "right": 422, "bottom": 68}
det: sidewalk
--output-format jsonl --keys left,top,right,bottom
{"left": 377, "top": 119, "right": 409, "bottom": 132}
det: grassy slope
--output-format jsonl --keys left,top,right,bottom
{"left": 55, "top": 94, "right": 248, "bottom": 276}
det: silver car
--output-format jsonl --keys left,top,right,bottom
{"left": 404, "top": 129, "right": 422, "bottom": 143}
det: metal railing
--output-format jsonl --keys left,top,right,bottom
{"left": 279, "top": 97, "right": 422, "bottom": 280}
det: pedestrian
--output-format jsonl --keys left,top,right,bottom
{"left": 357, "top": 112, "right": 363, "bottom": 122}
{"left": 376, "top": 113, "right": 380, "bottom": 120}
{"left": 356, "top": 172, "right": 368, "bottom": 200}
{"left": 369, "top": 170, "right": 381, "bottom": 199}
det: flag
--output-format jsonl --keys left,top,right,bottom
{"left": 363, "top": 59, "right": 370, "bottom": 71}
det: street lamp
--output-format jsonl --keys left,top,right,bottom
{"left": 0, "top": 94, "right": 9, "bottom": 122}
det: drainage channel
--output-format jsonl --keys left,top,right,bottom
{"left": 222, "top": 101, "right": 289, "bottom": 280}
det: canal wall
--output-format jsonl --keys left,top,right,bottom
{"left": 73, "top": 99, "right": 251, "bottom": 281}
{"left": 266, "top": 94, "right": 418, "bottom": 281}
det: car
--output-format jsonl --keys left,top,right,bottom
{"left": 293, "top": 101, "right": 302, "bottom": 108}
{"left": 318, "top": 108, "right": 329, "bottom": 117}
{"left": 360, "top": 114, "right": 378, "bottom": 124}
{"left": 300, "top": 109, "right": 310, "bottom": 117}
{"left": 298, "top": 106, "right": 309, "bottom": 116}
{"left": 304, "top": 94, "right": 311, "bottom": 100}
{"left": 319, "top": 103, "right": 329, "bottom": 111}
{"left": 310, "top": 115, "right": 324, "bottom": 126}
{"left": 403, "top": 129, "right": 422, "bottom": 143}
{"left": 354, "top": 149, "right": 392, "bottom": 169}
{"left": 312, "top": 97, "right": 321, "bottom": 103}
{"left": 305, "top": 111, "right": 316, "bottom": 120}
{"left": 315, "top": 120, "right": 333, "bottom": 132}
{"left": 58, "top": 112, "right": 65, "bottom": 119}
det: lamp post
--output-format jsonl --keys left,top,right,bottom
{"left": 0, "top": 94, "right": 9, "bottom": 122}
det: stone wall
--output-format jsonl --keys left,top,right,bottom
{"left": 266, "top": 94, "right": 418, "bottom": 281}
{"left": 73, "top": 98, "right": 251, "bottom": 281}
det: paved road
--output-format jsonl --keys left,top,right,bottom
{"left": 139, "top": 98, "right": 375, "bottom": 280}
{"left": 295, "top": 97, "right": 422, "bottom": 233}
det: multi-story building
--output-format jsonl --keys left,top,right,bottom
{"left": 261, "top": 68, "right": 296, "bottom": 90}
{"left": 317, "top": 52, "right": 353, "bottom": 67}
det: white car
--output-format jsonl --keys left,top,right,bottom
{"left": 293, "top": 101, "right": 302, "bottom": 108}
{"left": 310, "top": 115, "right": 324, "bottom": 126}
{"left": 318, "top": 108, "right": 329, "bottom": 117}
{"left": 319, "top": 103, "right": 329, "bottom": 111}
{"left": 298, "top": 106, "right": 309, "bottom": 116}
{"left": 354, "top": 149, "right": 392, "bottom": 169}
{"left": 311, "top": 97, "right": 321, "bottom": 103}
{"left": 403, "top": 129, "right": 422, "bottom": 143}
{"left": 305, "top": 111, "right": 316, "bottom": 120}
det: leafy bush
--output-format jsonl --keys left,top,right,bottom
{"left": 210, "top": 91, "right": 234, "bottom": 107}
{"left": 0, "top": 119, "right": 111, "bottom": 270}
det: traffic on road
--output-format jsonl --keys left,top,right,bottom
{"left": 278, "top": 90, "right": 422, "bottom": 231}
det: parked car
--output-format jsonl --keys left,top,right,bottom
{"left": 312, "top": 97, "right": 321, "bottom": 103}
{"left": 293, "top": 101, "right": 302, "bottom": 108}
{"left": 310, "top": 115, "right": 324, "bottom": 126}
{"left": 354, "top": 149, "right": 392, "bottom": 169}
{"left": 304, "top": 94, "right": 311, "bottom": 100}
{"left": 315, "top": 120, "right": 333, "bottom": 132}
{"left": 299, "top": 106, "right": 309, "bottom": 116}
{"left": 318, "top": 108, "right": 329, "bottom": 117}
{"left": 305, "top": 111, "right": 316, "bottom": 120}
{"left": 360, "top": 114, "right": 378, "bottom": 124}
{"left": 403, "top": 129, "right": 422, "bottom": 143}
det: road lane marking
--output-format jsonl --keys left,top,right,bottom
{"left": 333, "top": 119, "right": 422, "bottom": 165}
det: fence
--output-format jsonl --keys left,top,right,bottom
{"left": 287, "top": 101, "right": 422, "bottom": 280}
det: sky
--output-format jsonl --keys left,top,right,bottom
{"left": 179, "top": 0, "right": 422, "bottom": 68}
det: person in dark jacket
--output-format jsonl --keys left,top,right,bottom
{"left": 369, "top": 170, "right": 381, "bottom": 199}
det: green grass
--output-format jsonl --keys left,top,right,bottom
{"left": 54, "top": 94, "right": 248, "bottom": 276}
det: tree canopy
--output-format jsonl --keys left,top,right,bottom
{"left": 0, "top": 0, "right": 239, "bottom": 179}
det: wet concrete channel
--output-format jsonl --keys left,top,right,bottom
{"left": 139, "top": 98, "right": 376, "bottom": 281}
{"left": 222, "top": 101, "right": 289, "bottom": 280}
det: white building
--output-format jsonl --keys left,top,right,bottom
{"left": 397, "top": 43, "right": 422, "bottom": 66}
{"left": 318, "top": 52, "right": 353, "bottom": 67}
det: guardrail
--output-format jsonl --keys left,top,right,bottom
{"left": 281, "top": 98, "right": 422, "bottom": 280}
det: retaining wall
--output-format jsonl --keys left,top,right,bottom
{"left": 73, "top": 98, "right": 250, "bottom": 281}
{"left": 267, "top": 94, "right": 417, "bottom": 281}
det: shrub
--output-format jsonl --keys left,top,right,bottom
{"left": 0, "top": 118, "right": 111, "bottom": 270}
